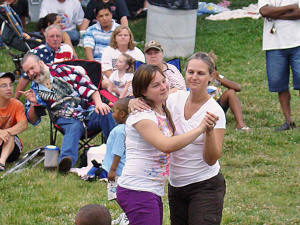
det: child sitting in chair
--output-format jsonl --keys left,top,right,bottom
{"left": 109, "top": 53, "right": 135, "bottom": 98}
{"left": 207, "top": 52, "right": 251, "bottom": 131}
{"left": 102, "top": 98, "right": 129, "bottom": 181}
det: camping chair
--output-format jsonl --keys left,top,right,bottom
{"left": 1, "top": 147, "right": 44, "bottom": 178}
{"left": 49, "top": 59, "right": 115, "bottom": 151}
{"left": 134, "top": 58, "right": 182, "bottom": 72}
{"left": 0, "top": 2, "right": 43, "bottom": 52}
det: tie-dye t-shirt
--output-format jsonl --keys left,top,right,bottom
{"left": 118, "top": 110, "right": 173, "bottom": 197}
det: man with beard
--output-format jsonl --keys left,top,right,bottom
{"left": 0, "top": 72, "right": 27, "bottom": 171}
{"left": 20, "top": 53, "right": 115, "bottom": 173}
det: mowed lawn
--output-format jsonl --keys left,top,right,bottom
{"left": 0, "top": 0, "right": 299, "bottom": 224}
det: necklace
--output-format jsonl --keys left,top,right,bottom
{"left": 270, "top": 0, "right": 283, "bottom": 34}
{"left": 184, "top": 94, "right": 210, "bottom": 120}
{"left": 154, "top": 106, "right": 164, "bottom": 115}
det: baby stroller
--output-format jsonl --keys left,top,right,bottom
{"left": 0, "top": 2, "right": 44, "bottom": 76}
{"left": 0, "top": 2, "right": 43, "bottom": 52}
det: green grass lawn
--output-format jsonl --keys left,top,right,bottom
{"left": 1, "top": 0, "right": 300, "bottom": 224}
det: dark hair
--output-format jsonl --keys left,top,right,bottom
{"left": 75, "top": 204, "right": 111, "bottom": 225}
{"left": 114, "top": 97, "right": 130, "bottom": 115}
{"left": 132, "top": 64, "right": 176, "bottom": 133}
{"left": 37, "top": 13, "right": 58, "bottom": 32}
{"left": 95, "top": 3, "right": 112, "bottom": 16}
{"left": 184, "top": 51, "right": 216, "bottom": 74}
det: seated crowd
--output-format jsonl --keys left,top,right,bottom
{"left": 0, "top": 0, "right": 252, "bottom": 224}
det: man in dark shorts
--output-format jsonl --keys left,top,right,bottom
{"left": 0, "top": 72, "right": 28, "bottom": 171}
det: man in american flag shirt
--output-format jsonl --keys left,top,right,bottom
{"left": 15, "top": 24, "right": 74, "bottom": 99}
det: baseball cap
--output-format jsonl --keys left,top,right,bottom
{"left": 144, "top": 40, "right": 163, "bottom": 53}
{"left": 0, "top": 72, "right": 15, "bottom": 82}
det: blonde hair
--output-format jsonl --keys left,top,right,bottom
{"left": 184, "top": 51, "right": 216, "bottom": 74}
{"left": 109, "top": 25, "right": 135, "bottom": 50}
{"left": 120, "top": 53, "right": 135, "bottom": 73}
{"left": 207, "top": 51, "right": 217, "bottom": 67}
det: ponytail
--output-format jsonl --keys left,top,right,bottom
{"left": 162, "top": 104, "right": 176, "bottom": 134}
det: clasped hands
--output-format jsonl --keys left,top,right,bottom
{"left": 128, "top": 98, "right": 219, "bottom": 132}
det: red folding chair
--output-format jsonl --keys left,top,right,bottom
{"left": 49, "top": 59, "right": 116, "bottom": 150}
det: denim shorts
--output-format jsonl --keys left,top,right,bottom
{"left": 266, "top": 46, "right": 300, "bottom": 92}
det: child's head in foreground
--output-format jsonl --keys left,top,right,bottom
{"left": 75, "top": 204, "right": 111, "bottom": 225}
{"left": 112, "top": 98, "right": 130, "bottom": 124}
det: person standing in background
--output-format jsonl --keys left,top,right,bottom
{"left": 39, "top": 0, "right": 84, "bottom": 45}
{"left": 258, "top": 0, "right": 300, "bottom": 131}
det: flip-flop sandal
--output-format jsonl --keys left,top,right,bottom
{"left": 236, "top": 126, "right": 251, "bottom": 132}
{"left": 0, "top": 163, "right": 5, "bottom": 171}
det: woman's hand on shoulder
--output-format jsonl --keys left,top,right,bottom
{"left": 128, "top": 98, "right": 151, "bottom": 113}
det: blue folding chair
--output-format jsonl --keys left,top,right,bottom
{"left": 134, "top": 58, "right": 182, "bottom": 72}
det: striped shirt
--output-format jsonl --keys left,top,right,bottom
{"left": 83, "top": 20, "right": 119, "bottom": 62}
{"left": 163, "top": 63, "right": 186, "bottom": 91}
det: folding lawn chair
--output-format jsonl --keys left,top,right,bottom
{"left": 134, "top": 58, "right": 182, "bottom": 72}
{"left": 166, "top": 58, "right": 182, "bottom": 72}
{"left": 1, "top": 147, "right": 44, "bottom": 178}
{"left": 49, "top": 59, "right": 116, "bottom": 151}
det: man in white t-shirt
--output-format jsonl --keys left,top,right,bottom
{"left": 39, "top": 0, "right": 84, "bottom": 45}
{"left": 258, "top": 0, "right": 300, "bottom": 131}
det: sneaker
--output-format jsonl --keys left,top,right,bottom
{"left": 0, "top": 163, "right": 5, "bottom": 172}
{"left": 275, "top": 121, "right": 297, "bottom": 131}
{"left": 112, "top": 213, "right": 129, "bottom": 225}
{"left": 58, "top": 156, "right": 72, "bottom": 173}
{"left": 119, "top": 213, "right": 129, "bottom": 225}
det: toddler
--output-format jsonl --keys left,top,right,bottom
{"left": 102, "top": 98, "right": 129, "bottom": 181}
{"left": 109, "top": 53, "right": 135, "bottom": 98}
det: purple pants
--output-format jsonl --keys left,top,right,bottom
{"left": 116, "top": 186, "right": 163, "bottom": 225}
